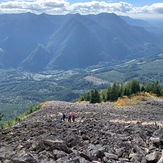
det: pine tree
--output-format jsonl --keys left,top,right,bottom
{"left": 144, "top": 81, "right": 162, "bottom": 96}
{"left": 124, "top": 82, "right": 132, "bottom": 96}
{"left": 94, "top": 89, "right": 101, "bottom": 103}
{"left": 101, "top": 90, "right": 107, "bottom": 102}
{"left": 153, "top": 81, "right": 162, "bottom": 96}
{"left": 106, "top": 86, "right": 112, "bottom": 101}
{"left": 131, "top": 79, "right": 140, "bottom": 94}
{"left": 144, "top": 83, "right": 153, "bottom": 92}
{"left": 109, "top": 83, "right": 119, "bottom": 101}
{"left": 141, "top": 85, "right": 145, "bottom": 92}
{"left": 84, "top": 92, "right": 91, "bottom": 101}
{"left": 80, "top": 92, "right": 91, "bottom": 101}
{"left": 119, "top": 83, "right": 124, "bottom": 97}
{"left": 90, "top": 89, "right": 101, "bottom": 103}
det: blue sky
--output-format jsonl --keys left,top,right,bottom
{"left": 68, "top": 0, "right": 162, "bottom": 6}
{"left": 0, "top": 0, "right": 163, "bottom": 19}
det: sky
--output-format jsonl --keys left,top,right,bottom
{"left": 0, "top": 0, "right": 163, "bottom": 19}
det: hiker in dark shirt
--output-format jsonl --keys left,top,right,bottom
{"left": 61, "top": 113, "right": 66, "bottom": 121}
{"left": 68, "top": 114, "right": 71, "bottom": 122}
{"left": 71, "top": 114, "right": 76, "bottom": 122}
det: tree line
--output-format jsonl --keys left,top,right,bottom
{"left": 80, "top": 79, "right": 163, "bottom": 103}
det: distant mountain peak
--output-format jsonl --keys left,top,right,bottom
{"left": 0, "top": 13, "right": 162, "bottom": 72}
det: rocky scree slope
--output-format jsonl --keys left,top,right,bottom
{"left": 0, "top": 98, "right": 163, "bottom": 163}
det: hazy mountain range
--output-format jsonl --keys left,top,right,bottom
{"left": 0, "top": 12, "right": 162, "bottom": 72}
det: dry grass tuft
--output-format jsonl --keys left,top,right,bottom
{"left": 132, "top": 93, "right": 148, "bottom": 101}
{"left": 76, "top": 101, "right": 88, "bottom": 104}
{"left": 115, "top": 97, "right": 138, "bottom": 107}
{"left": 40, "top": 102, "right": 51, "bottom": 108}
{"left": 115, "top": 92, "right": 157, "bottom": 107}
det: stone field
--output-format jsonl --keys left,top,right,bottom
{"left": 0, "top": 98, "right": 163, "bottom": 163}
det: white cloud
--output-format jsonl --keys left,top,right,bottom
{"left": 0, "top": 0, "right": 163, "bottom": 18}
{"left": 146, "top": 3, "right": 163, "bottom": 14}
{"left": 68, "top": 1, "right": 133, "bottom": 14}
{"left": 0, "top": 0, "right": 69, "bottom": 14}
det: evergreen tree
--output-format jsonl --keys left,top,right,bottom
{"left": 141, "top": 85, "right": 145, "bottom": 92}
{"left": 106, "top": 86, "right": 112, "bottom": 101}
{"left": 123, "top": 79, "right": 140, "bottom": 96}
{"left": 80, "top": 92, "right": 91, "bottom": 101}
{"left": 79, "top": 96, "right": 85, "bottom": 101}
{"left": 90, "top": 90, "right": 95, "bottom": 103}
{"left": 153, "top": 81, "right": 162, "bottom": 96}
{"left": 101, "top": 90, "right": 107, "bottom": 102}
{"left": 84, "top": 92, "right": 91, "bottom": 101}
{"left": 144, "top": 83, "right": 153, "bottom": 92}
{"left": 109, "top": 83, "right": 120, "bottom": 101}
{"left": 94, "top": 89, "right": 101, "bottom": 103}
{"left": 119, "top": 83, "right": 124, "bottom": 97}
{"left": 124, "top": 82, "right": 132, "bottom": 96}
{"left": 131, "top": 79, "right": 140, "bottom": 94}
{"left": 90, "top": 89, "right": 101, "bottom": 103}
{"left": 144, "top": 81, "right": 162, "bottom": 96}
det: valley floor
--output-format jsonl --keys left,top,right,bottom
{"left": 0, "top": 98, "right": 163, "bottom": 163}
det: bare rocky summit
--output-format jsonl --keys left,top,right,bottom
{"left": 0, "top": 98, "right": 163, "bottom": 163}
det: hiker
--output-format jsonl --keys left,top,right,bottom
{"left": 71, "top": 114, "right": 76, "bottom": 122}
{"left": 61, "top": 113, "right": 66, "bottom": 121}
{"left": 68, "top": 114, "right": 71, "bottom": 122}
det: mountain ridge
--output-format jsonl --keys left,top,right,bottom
{"left": 0, "top": 13, "right": 162, "bottom": 72}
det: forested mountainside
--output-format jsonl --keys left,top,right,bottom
{"left": 0, "top": 13, "right": 162, "bottom": 72}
